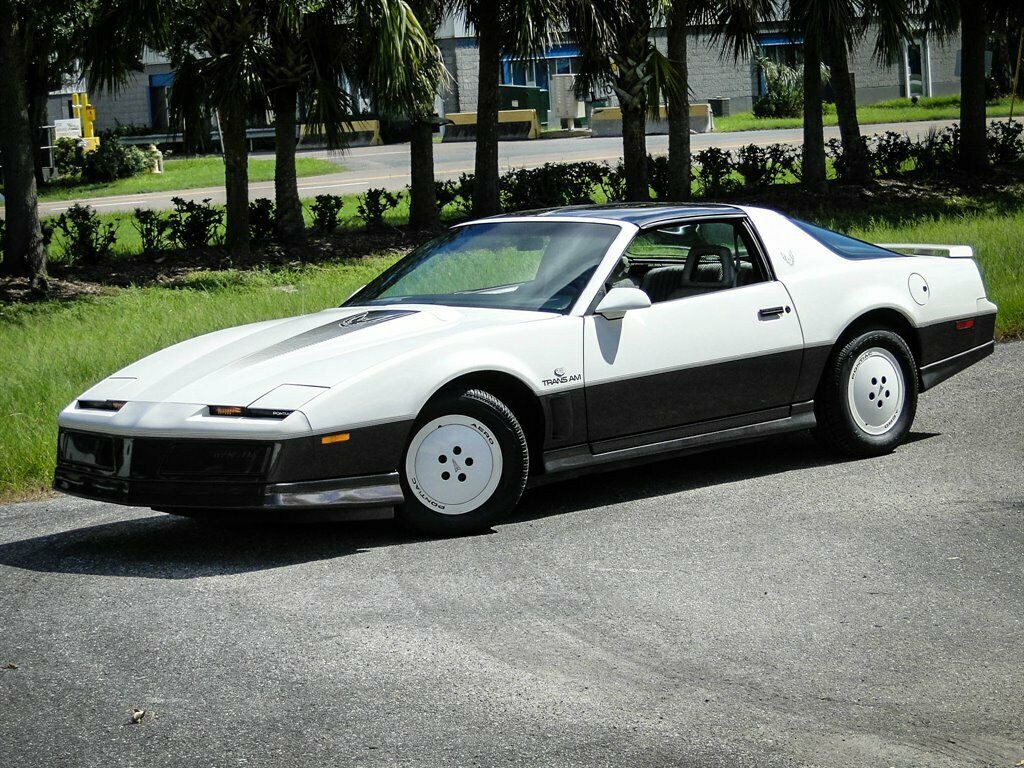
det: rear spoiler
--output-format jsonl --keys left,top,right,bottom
{"left": 876, "top": 243, "right": 974, "bottom": 258}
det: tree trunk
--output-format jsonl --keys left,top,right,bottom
{"left": 621, "top": 98, "right": 650, "bottom": 201}
{"left": 27, "top": 71, "right": 49, "bottom": 189}
{"left": 219, "top": 102, "right": 251, "bottom": 258}
{"left": 473, "top": 2, "right": 501, "bottom": 216}
{"left": 0, "top": 2, "right": 46, "bottom": 287}
{"left": 409, "top": 114, "right": 438, "bottom": 230}
{"left": 271, "top": 86, "right": 305, "bottom": 243}
{"left": 829, "top": 40, "right": 871, "bottom": 183}
{"left": 801, "top": 35, "right": 827, "bottom": 191}
{"left": 667, "top": 2, "right": 691, "bottom": 201}
{"left": 959, "top": 0, "right": 989, "bottom": 175}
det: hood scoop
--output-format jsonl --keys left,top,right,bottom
{"left": 221, "top": 309, "right": 417, "bottom": 373}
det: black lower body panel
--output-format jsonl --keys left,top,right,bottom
{"left": 918, "top": 340, "right": 995, "bottom": 391}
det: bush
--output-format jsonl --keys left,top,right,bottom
{"left": 248, "top": 198, "right": 276, "bottom": 243}
{"left": 914, "top": 125, "right": 959, "bottom": 176}
{"left": 694, "top": 147, "right": 737, "bottom": 197}
{"left": 53, "top": 204, "right": 117, "bottom": 264}
{"left": 599, "top": 161, "right": 627, "bottom": 202}
{"left": 988, "top": 121, "right": 1024, "bottom": 165}
{"left": 498, "top": 162, "right": 604, "bottom": 211}
{"left": 434, "top": 179, "right": 460, "bottom": 213}
{"left": 82, "top": 134, "right": 152, "bottom": 183}
{"left": 310, "top": 194, "right": 345, "bottom": 232}
{"left": 53, "top": 138, "right": 86, "bottom": 179}
{"left": 356, "top": 188, "right": 401, "bottom": 229}
{"left": 824, "top": 137, "right": 872, "bottom": 181}
{"left": 752, "top": 57, "right": 804, "bottom": 119}
{"left": 132, "top": 208, "right": 170, "bottom": 254}
{"left": 167, "top": 197, "right": 223, "bottom": 250}
{"left": 871, "top": 132, "right": 914, "bottom": 176}
{"left": 734, "top": 143, "right": 797, "bottom": 189}
{"left": 453, "top": 173, "right": 475, "bottom": 215}
{"left": 646, "top": 155, "right": 672, "bottom": 200}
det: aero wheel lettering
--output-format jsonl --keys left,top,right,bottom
{"left": 405, "top": 415, "right": 503, "bottom": 516}
{"left": 847, "top": 347, "right": 905, "bottom": 436}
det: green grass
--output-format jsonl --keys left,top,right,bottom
{"left": 0, "top": 258, "right": 397, "bottom": 500}
{"left": 715, "top": 96, "right": 1017, "bottom": 133}
{"left": 37, "top": 155, "right": 341, "bottom": 203}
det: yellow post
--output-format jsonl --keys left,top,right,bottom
{"left": 79, "top": 92, "right": 100, "bottom": 151}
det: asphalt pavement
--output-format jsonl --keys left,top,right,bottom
{"left": 16, "top": 117, "right": 972, "bottom": 217}
{"left": 1, "top": 342, "right": 1021, "bottom": 767}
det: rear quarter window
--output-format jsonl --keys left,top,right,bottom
{"left": 790, "top": 218, "right": 903, "bottom": 260}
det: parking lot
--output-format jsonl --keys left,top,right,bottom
{"left": 1, "top": 343, "right": 1021, "bottom": 768}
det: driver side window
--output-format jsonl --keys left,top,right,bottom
{"left": 610, "top": 220, "right": 770, "bottom": 304}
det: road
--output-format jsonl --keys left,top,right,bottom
{"left": 17, "top": 117, "right": 969, "bottom": 217}
{"left": 1, "top": 342, "right": 1021, "bottom": 767}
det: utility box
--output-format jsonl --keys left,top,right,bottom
{"left": 707, "top": 98, "right": 731, "bottom": 117}
{"left": 498, "top": 84, "right": 549, "bottom": 126}
{"left": 549, "top": 74, "right": 585, "bottom": 129}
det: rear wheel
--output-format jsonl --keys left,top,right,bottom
{"left": 398, "top": 388, "right": 529, "bottom": 535}
{"left": 814, "top": 329, "right": 918, "bottom": 457}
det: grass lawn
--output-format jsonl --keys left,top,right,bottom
{"left": 3, "top": 194, "right": 1022, "bottom": 500}
{"left": 715, "top": 95, "right": 1017, "bottom": 133}
{"left": 36, "top": 155, "right": 341, "bottom": 203}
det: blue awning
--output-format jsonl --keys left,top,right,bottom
{"left": 758, "top": 34, "right": 801, "bottom": 47}
{"left": 502, "top": 45, "right": 579, "bottom": 62}
{"left": 149, "top": 72, "right": 174, "bottom": 87}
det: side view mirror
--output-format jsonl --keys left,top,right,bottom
{"left": 595, "top": 287, "right": 652, "bottom": 320}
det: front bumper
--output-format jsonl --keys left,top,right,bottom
{"left": 52, "top": 427, "right": 407, "bottom": 511}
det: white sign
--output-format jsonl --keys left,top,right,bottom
{"left": 53, "top": 119, "right": 82, "bottom": 139}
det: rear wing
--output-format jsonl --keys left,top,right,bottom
{"left": 876, "top": 243, "right": 975, "bottom": 258}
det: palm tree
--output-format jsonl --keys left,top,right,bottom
{"left": 0, "top": 0, "right": 48, "bottom": 286}
{"left": 916, "top": 0, "right": 1023, "bottom": 175}
{"left": 666, "top": 0, "right": 774, "bottom": 200}
{"left": 567, "top": 0, "right": 684, "bottom": 201}
{"left": 799, "top": 0, "right": 912, "bottom": 184}
{"left": 456, "top": 0, "right": 561, "bottom": 216}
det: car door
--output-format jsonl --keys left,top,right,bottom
{"left": 583, "top": 217, "right": 804, "bottom": 445}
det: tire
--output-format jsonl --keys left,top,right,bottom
{"left": 397, "top": 388, "right": 529, "bottom": 535}
{"left": 814, "top": 329, "right": 919, "bottom": 458}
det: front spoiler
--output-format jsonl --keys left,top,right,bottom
{"left": 54, "top": 466, "right": 404, "bottom": 512}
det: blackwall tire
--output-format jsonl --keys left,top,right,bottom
{"left": 814, "top": 329, "right": 918, "bottom": 458}
{"left": 397, "top": 388, "right": 529, "bottom": 536}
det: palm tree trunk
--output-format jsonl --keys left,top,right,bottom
{"left": 271, "top": 86, "right": 305, "bottom": 243}
{"left": 801, "top": 35, "right": 827, "bottom": 191}
{"left": 219, "top": 102, "right": 251, "bottom": 258}
{"left": 409, "top": 113, "right": 438, "bottom": 230}
{"left": 621, "top": 99, "right": 649, "bottom": 201}
{"left": 473, "top": 2, "right": 501, "bottom": 216}
{"left": 959, "top": 0, "right": 989, "bottom": 175}
{"left": 829, "top": 40, "right": 871, "bottom": 183}
{"left": 667, "top": 3, "right": 691, "bottom": 201}
{"left": 0, "top": 2, "right": 46, "bottom": 287}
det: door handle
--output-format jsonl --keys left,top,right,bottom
{"left": 758, "top": 306, "right": 788, "bottom": 319}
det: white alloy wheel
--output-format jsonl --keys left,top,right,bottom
{"left": 846, "top": 346, "right": 905, "bottom": 436}
{"left": 405, "top": 415, "right": 504, "bottom": 515}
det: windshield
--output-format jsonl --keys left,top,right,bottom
{"left": 344, "top": 221, "right": 621, "bottom": 313}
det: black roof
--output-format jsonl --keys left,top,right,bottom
{"left": 490, "top": 203, "right": 745, "bottom": 227}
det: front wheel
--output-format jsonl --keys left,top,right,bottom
{"left": 397, "top": 388, "right": 529, "bottom": 535}
{"left": 814, "top": 329, "right": 919, "bottom": 458}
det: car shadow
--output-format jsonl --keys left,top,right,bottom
{"left": 0, "top": 431, "right": 939, "bottom": 580}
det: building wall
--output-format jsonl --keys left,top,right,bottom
{"left": 90, "top": 62, "right": 173, "bottom": 132}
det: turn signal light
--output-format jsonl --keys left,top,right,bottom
{"left": 321, "top": 433, "right": 350, "bottom": 445}
{"left": 209, "top": 405, "right": 294, "bottom": 419}
{"left": 955, "top": 319, "right": 975, "bottom": 330}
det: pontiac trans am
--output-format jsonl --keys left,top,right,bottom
{"left": 54, "top": 205, "right": 997, "bottom": 534}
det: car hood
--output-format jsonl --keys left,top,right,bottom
{"left": 80, "top": 304, "right": 552, "bottom": 408}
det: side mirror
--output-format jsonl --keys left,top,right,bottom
{"left": 595, "top": 287, "right": 652, "bottom": 320}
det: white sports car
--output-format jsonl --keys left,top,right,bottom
{"left": 55, "top": 205, "right": 997, "bottom": 534}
